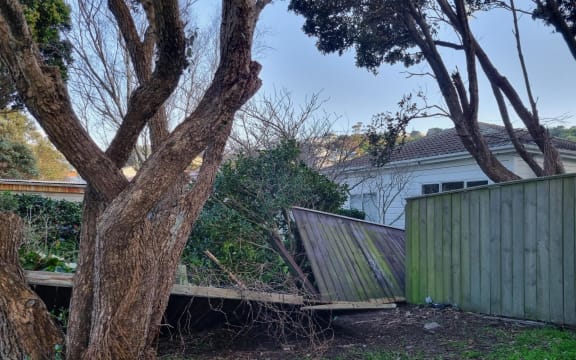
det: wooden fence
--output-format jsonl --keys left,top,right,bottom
{"left": 405, "top": 173, "right": 576, "bottom": 326}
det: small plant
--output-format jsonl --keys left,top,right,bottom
{"left": 19, "top": 250, "right": 75, "bottom": 272}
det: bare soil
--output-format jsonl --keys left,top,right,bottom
{"left": 158, "top": 303, "right": 550, "bottom": 359}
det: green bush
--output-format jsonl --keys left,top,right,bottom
{"left": 0, "top": 192, "right": 81, "bottom": 268}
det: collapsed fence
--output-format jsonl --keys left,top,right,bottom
{"left": 406, "top": 173, "right": 576, "bottom": 326}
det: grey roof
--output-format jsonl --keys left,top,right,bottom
{"left": 342, "top": 123, "right": 576, "bottom": 169}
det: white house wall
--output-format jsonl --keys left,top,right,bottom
{"left": 512, "top": 154, "right": 576, "bottom": 177}
{"left": 342, "top": 154, "right": 519, "bottom": 229}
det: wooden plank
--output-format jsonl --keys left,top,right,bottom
{"left": 350, "top": 223, "right": 401, "bottom": 298}
{"left": 468, "top": 190, "right": 482, "bottom": 312}
{"left": 490, "top": 186, "right": 503, "bottom": 316}
{"left": 405, "top": 201, "right": 418, "bottom": 303}
{"left": 172, "top": 284, "right": 304, "bottom": 305}
{"left": 479, "top": 189, "right": 491, "bottom": 314}
{"left": 25, "top": 271, "right": 304, "bottom": 305}
{"left": 536, "top": 180, "right": 551, "bottom": 322}
{"left": 434, "top": 196, "right": 444, "bottom": 302}
{"left": 500, "top": 185, "right": 518, "bottom": 315}
{"left": 563, "top": 177, "right": 576, "bottom": 326}
{"left": 322, "top": 219, "right": 369, "bottom": 301}
{"left": 311, "top": 220, "right": 351, "bottom": 301}
{"left": 418, "top": 197, "right": 428, "bottom": 304}
{"left": 549, "top": 178, "right": 564, "bottom": 324}
{"left": 294, "top": 219, "right": 335, "bottom": 300}
{"left": 442, "top": 194, "right": 452, "bottom": 304}
{"left": 301, "top": 302, "right": 397, "bottom": 311}
{"left": 511, "top": 184, "right": 525, "bottom": 319}
{"left": 26, "top": 270, "right": 73, "bottom": 287}
{"left": 426, "top": 198, "right": 436, "bottom": 300}
{"left": 451, "top": 193, "right": 462, "bottom": 307}
{"left": 460, "top": 191, "right": 471, "bottom": 308}
{"left": 524, "top": 181, "right": 538, "bottom": 320}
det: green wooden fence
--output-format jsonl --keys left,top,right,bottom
{"left": 406, "top": 173, "right": 576, "bottom": 325}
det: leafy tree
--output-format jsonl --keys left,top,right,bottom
{"left": 31, "top": 136, "right": 70, "bottom": 180}
{"left": 0, "top": 139, "right": 39, "bottom": 179}
{"left": 289, "top": 0, "right": 565, "bottom": 181}
{"left": 533, "top": 0, "right": 576, "bottom": 60}
{"left": 0, "top": 111, "right": 70, "bottom": 180}
{"left": 548, "top": 125, "right": 576, "bottom": 142}
{"left": 0, "top": 1, "right": 269, "bottom": 359}
{"left": 185, "top": 140, "right": 348, "bottom": 286}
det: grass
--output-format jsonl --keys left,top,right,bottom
{"left": 332, "top": 327, "right": 576, "bottom": 360}
{"left": 486, "top": 327, "right": 576, "bottom": 360}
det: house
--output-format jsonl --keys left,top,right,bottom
{"left": 329, "top": 123, "right": 576, "bottom": 229}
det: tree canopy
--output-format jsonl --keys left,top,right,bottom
{"left": 533, "top": 0, "right": 576, "bottom": 60}
{"left": 0, "top": 111, "right": 70, "bottom": 180}
{"left": 289, "top": 0, "right": 566, "bottom": 181}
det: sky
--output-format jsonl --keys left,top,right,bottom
{"left": 197, "top": 1, "right": 576, "bottom": 134}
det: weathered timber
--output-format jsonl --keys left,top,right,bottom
{"left": 25, "top": 271, "right": 303, "bottom": 305}
{"left": 406, "top": 173, "right": 576, "bottom": 326}
{"left": 292, "top": 207, "right": 405, "bottom": 302}
{"left": 301, "top": 302, "right": 397, "bottom": 311}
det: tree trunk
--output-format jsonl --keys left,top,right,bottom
{"left": 66, "top": 187, "right": 105, "bottom": 360}
{"left": 0, "top": 212, "right": 63, "bottom": 360}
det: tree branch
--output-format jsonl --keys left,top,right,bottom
{"left": 98, "top": 0, "right": 269, "bottom": 240}
{"left": 105, "top": 0, "right": 187, "bottom": 164}
{"left": 491, "top": 83, "right": 544, "bottom": 176}
{"left": 0, "top": 0, "right": 127, "bottom": 200}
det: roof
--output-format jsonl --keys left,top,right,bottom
{"left": 341, "top": 123, "right": 576, "bottom": 169}
{"left": 291, "top": 207, "right": 405, "bottom": 302}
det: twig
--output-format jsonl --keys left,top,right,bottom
{"left": 204, "top": 250, "right": 246, "bottom": 289}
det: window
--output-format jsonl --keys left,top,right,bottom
{"left": 422, "top": 184, "right": 439, "bottom": 195}
{"left": 467, "top": 180, "right": 488, "bottom": 188}
{"left": 442, "top": 181, "right": 464, "bottom": 192}
{"left": 422, "top": 180, "right": 489, "bottom": 195}
{"left": 350, "top": 193, "right": 379, "bottom": 222}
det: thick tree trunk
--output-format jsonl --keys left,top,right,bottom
{"left": 0, "top": 1, "right": 269, "bottom": 358}
{"left": 66, "top": 188, "right": 106, "bottom": 360}
{"left": 0, "top": 212, "right": 63, "bottom": 360}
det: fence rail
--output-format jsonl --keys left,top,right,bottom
{"left": 406, "top": 173, "right": 576, "bottom": 325}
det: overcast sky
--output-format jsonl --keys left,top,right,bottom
{"left": 198, "top": 1, "right": 576, "bottom": 134}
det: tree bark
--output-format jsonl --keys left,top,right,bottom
{"left": 0, "top": 212, "right": 63, "bottom": 360}
{"left": 0, "top": 0, "right": 270, "bottom": 358}
{"left": 404, "top": 2, "right": 520, "bottom": 182}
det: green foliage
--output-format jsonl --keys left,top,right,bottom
{"left": 366, "top": 93, "right": 429, "bottom": 166}
{"left": 0, "top": 192, "right": 82, "bottom": 263}
{"left": 1, "top": 0, "right": 72, "bottom": 109}
{"left": 0, "top": 111, "right": 70, "bottom": 180}
{"left": 288, "top": 0, "right": 427, "bottom": 72}
{"left": 533, "top": 0, "right": 575, "bottom": 39}
{"left": 217, "top": 140, "right": 348, "bottom": 216}
{"left": 0, "top": 139, "right": 39, "bottom": 179}
{"left": 334, "top": 207, "right": 366, "bottom": 220}
{"left": 19, "top": 250, "right": 74, "bottom": 272}
{"left": 549, "top": 125, "right": 576, "bottom": 142}
{"left": 184, "top": 140, "right": 348, "bottom": 286}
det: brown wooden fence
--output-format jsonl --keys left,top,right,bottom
{"left": 405, "top": 173, "right": 576, "bottom": 325}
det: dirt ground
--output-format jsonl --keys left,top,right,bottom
{"left": 158, "top": 303, "right": 550, "bottom": 359}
